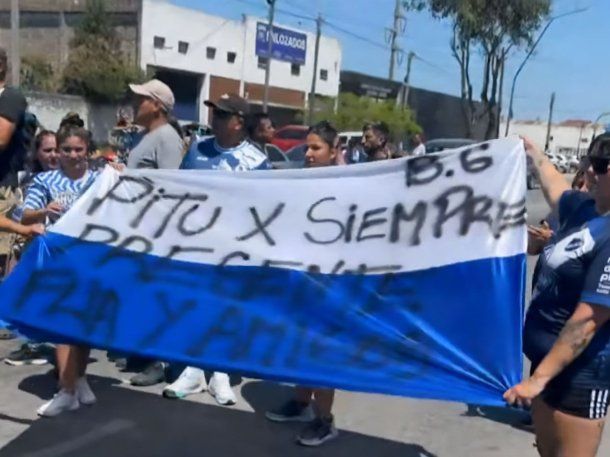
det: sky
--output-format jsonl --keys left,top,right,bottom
{"left": 171, "top": 0, "right": 609, "bottom": 122}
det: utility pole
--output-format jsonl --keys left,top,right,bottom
{"left": 10, "top": 0, "right": 20, "bottom": 86}
{"left": 262, "top": 0, "right": 276, "bottom": 113}
{"left": 308, "top": 14, "right": 322, "bottom": 125}
{"left": 504, "top": 7, "right": 587, "bottom": 137}
{"left": 387, "top": 0, "right": 405, "bottom": 80}
{"left": 496, "top": 57, "right": 505, "bottom": 138}
{"left": 400, "top": 51, "right": 415, "bottom": 109}
{"left": 544, "top": 92, "right": 555, "bottom": 153}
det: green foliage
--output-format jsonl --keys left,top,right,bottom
{"left": 21, "top": 55, "right": 57, "bottom": 92}
{"left": 314, "top": 93, "right": 421, "bottom": 140}
{"left": 61, "top": 0, "right": 144, "bottom": 102}
{"left": 405, "top": 0, "right": 551, "bottom": 139}
{"left": 408, "top": 0, "right": 551, "bottom": 45}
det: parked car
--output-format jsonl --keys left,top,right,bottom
{"left": 268, "top": 143, "right": 306, "bottom": 169}
{"left": 271, "top": 125, "right": 308, "bottom": 152}
{"left": 425, "top": 138, "right": 477, "bottom": 154}
{"left": 286, "top": 143, "right": 307, "bottom": 163}
{"left": 568, "top": 156, "right": 581, "bottom": 173}
{"left": 264, "top": 144, "right": 288, "bottom": 162}
{"left": 338, "top": 131, "right": 362, "bottom": 148}
{"left": 546, "top": 153, "right": 568, "bottom": 173}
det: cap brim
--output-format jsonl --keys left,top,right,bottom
{"left": 129, "top": 84, "right": 151, "bottom": 97}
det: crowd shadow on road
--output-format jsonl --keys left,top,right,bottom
{"left": 0, "top": 375, "right": 437, "bottom": 457}
{"left": 462, "top": 403, "right": 534, "bottom": 433}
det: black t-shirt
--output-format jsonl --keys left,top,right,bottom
{"left": 0, "top": 86, "right": 27, "bottom": 189}
{"left": 524, "top": 192, "right": 610, "bottom": 370}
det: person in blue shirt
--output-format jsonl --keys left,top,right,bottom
{"left": 180, "top": 93, "right": 270, "bottom": 171}
{"left": 22, "top": 126, "right": 101, "bottom": 418}
{"left": 163, "top": 94, "right": 270, "bottom": 406}
{"left": 505, "top": 134, "right": 610, "bottom": 456}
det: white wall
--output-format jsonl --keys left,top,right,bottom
{"left": 140, "top": 0, "right": 341, "bottom": 98}
{"left": 503, "top": 120, "right": 601, "bottom": 157}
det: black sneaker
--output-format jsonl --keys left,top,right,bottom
{"left": 297, "top": 416, "right": 338, "bottom": 447}
{"left": 5, "top": 343, "right": 51, "bottom": 366}
{"left": 130, "top": 361, "right": 166, "bottom": 386}
{"left": 265, "top": 400, "right": 315, "bottom": 423}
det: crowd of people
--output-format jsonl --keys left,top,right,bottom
{"left": 2, "top": 44, "right": 610, "bottom": 454}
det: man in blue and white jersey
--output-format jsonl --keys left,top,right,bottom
{"left": 163, "top": 94, "right": 270, "bottom": 405}
{"left": 181, "top": 93, "right": 270, "bottom": 171}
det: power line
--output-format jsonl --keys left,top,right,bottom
{"left": 322, "top": 19, "right": 391, "bottom": 51}
{"left": 413, "top": 54, "right": 454, "bottom": 77}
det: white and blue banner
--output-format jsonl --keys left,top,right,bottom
{"left": 0, "top": 138, "right": 527, "bottom": 406}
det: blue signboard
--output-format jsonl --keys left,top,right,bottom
{"left": 255, "top": 22, "right": 307, "bottom": 65}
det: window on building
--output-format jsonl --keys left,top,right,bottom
{"left": 178, "top": 41, "right": 189, "bottom": 54}
{"left": 154, "top": 36, "right": 166, "bottom": 49}
{"left": 291, "top": 64, "right": 301, "bottom": 76}
{"left": 206, "top": 47, "right": 217, "bottom": 59}
{"left": 258, "top": 56, "right": 269, "bottom": 70}
{"left": 320, "top": 69, "right": 328, "bottom": 81}
{"left": 227, "top": 52, "right": 237, "bottom": 63}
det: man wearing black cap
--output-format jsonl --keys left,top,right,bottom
{"left": 180, "top": 93, "right": 270, "bottom": 171}
{"left": 162, "top": 94, "right": 270, "bottom": 406}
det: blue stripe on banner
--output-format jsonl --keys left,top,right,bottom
{"left": 0, "top": 233, "right": 525, "bottom": 406}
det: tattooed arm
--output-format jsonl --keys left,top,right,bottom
{"left": 522, "top": 136, "right": 570, "bottom": 211}
{"left": 504, "top": 302, "right": 610, "bottom": 408}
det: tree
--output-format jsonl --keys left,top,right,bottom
{"left": 21, "top": 56, "right": 57, "bottom": 92}
{"left": 314, "top": 93, "right": 421, "bottom": 143}
{"left": 61, "top": 0, "right": 144, "bottom": 102}
{"left": 407, "top": 0, "right": 551, "bottom": 139}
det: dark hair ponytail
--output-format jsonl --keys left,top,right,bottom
{"left": 308, "top": 121, "right": 339, "bottom": 149}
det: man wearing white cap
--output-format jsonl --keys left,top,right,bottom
{"left": 127, "top": 79, "right": 183, "bottom": 170}
{"left": 124, "top": 79, "right": 184, "bottom": 388}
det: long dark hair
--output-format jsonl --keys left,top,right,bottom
{"left": 27, "top": 130, "right": 56, "bottom": 173}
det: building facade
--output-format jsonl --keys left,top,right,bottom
{"left": 503, "top": 119, "right": 602, "bottom": 158}
{"left": 340, "top": 70, "right": 489, "bottom": 141}
{"left": 0, "top": 0, "right": 140, "bottom": 78}
{"left": 140, "top": 0, "right": 342, "bottom": 125}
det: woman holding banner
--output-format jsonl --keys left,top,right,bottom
{"left": 505, "top": 135, "right": 610, "bottom": 456}
{"left": 21, "top": 125, "right": 101, "bottom": 417}
{"left": 265, "top": 121, "right": 341, "bottom": 447}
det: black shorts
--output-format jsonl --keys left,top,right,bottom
{"left": 531, "top": 359, "right": 610, "bottom": 419}
{"left": 542, "top": 383, "right": 609, "bottom": 419}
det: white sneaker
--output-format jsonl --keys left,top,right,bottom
{"left": 76, "top": 377, "right": 97, "bottom": 405}
{"left": 163, "top": 367, "right": 207, "bottom": 399}
{"left": 208, "top": 372, "right": 236, "bottom": 406}
{"left": 37, "top": 390, "right": 79, "bottom": 417}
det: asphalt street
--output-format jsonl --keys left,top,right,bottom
{"left": 0, "top": 187, "right": 608, "bottom": 457}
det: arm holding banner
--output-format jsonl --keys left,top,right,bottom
{"left": 523, "top": 136, "right": 570, "bottom": 211}
{"left": 0, "top": 214, "right": 44, "bottom": 237}
{"left": 504, "top": 301, "right": 610, "bottom": 408}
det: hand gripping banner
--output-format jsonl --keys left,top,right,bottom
{"left": 0, "top": 138, "right": 527, "bottom": 406}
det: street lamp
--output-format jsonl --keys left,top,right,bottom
{"left": 504, "top": 7, "right": 588, "bottom": 137}
{"left": 262, "top": 0, "right": 277, "bottom": 113}
{"left": 592, "top": 112, "right": 610, "bottom": 138}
